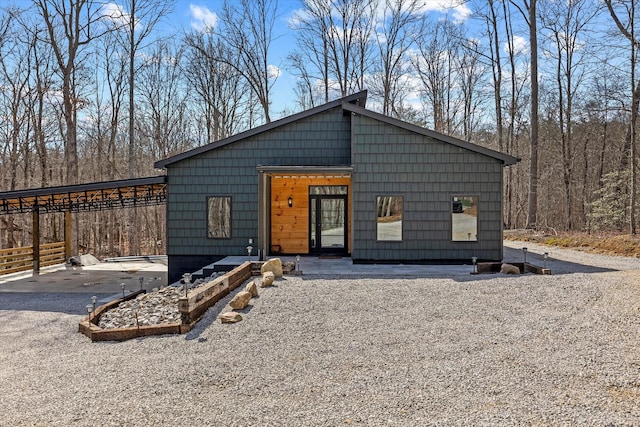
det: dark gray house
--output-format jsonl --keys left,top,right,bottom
{"left": 155, "top": 91, "right": 519, "bottom": 282}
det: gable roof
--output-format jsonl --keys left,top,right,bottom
{"left": 154, "top": 90, "right": 519, "bottom": 168}
{"left": 154, "top": 91, "right": 368, "bottom": 169}
{"left": 341, "top": 102, "right": 519, "bottom": 166}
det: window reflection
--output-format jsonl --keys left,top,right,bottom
{"left": 207, "top": 196, "right": 231, "bottom": 239}
{"left": 377, "top": 196, "right": 403, "bottom": 241}
{"left": 452, "top": 196, "right": 477, "bottom": 241}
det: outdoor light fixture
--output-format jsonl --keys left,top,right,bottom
{"left": 183, "top": 273, "right": 192, "bottom": 298}
{"left": 120, "top": 283, "right": 126, "bottom": 299}
{"left": 522, "top": 247, "right": 528, "bottom": 263}
{"left": 91, "top": 295, "right": 97, "bottom": 312}
{"left": 247, "top": 241, "right": 253, "bottom": 261}
{"left": 288, "top": 196, "right": 293, "bottom": 207}
{"left": 472, "top": 256, "right": 477, "bottom": 274}
{"left": 139, "top": 277, "right": 144, "bottom": 291}
{"left": 296, "top": 255, "right": 301, "bottom": 271}
{"left": 86, "top": 304, "right": 93, "bottom": 321}
{"left": 543, "top": 252, "right": 549, "bottom": 268}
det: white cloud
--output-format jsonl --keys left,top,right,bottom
{"left": 505, "top": 35, "right": 529, "bottom": 55}
{"left": 418, "top": 0, "right": 472, "bottom": 23}
{"left": 268, "top": 64, "right": 281, "bottom": 79}
{"left": 288, "top": 8, "right": 311, "bottom": 29}
{"left": 102, "top": 3, "right": 131, "bottom": 27}
{"left": 190, "top": 5, "right": 218, "bottom": 33}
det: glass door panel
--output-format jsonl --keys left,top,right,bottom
{"left": 320, "top": 198, "right": 345, "bottom": 249}
{"left": 309, "top": 195, "right": 347, "bottom": 254}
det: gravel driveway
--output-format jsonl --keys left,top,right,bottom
{"left": 1, "top": 244, "right": 640, "bottom": 426}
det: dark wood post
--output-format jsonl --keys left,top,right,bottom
{"left": 65, "top": 209, "right": 72, "bottom": 260}
{"left": 32, "top": 205, "right": 40, "bottom": 276}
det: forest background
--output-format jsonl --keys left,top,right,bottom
{"left": 1, "top": 0, "right": 639, "bottom": 258}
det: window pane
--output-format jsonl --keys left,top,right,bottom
{"left": 207, "top": 196, "right": 231, "bottom": 239}
{"left": 309, "top": 185, "right": 348, "bottom": 195}
{"left": 452, "top": 196, "right": 477, "bottom": 241}
{"left": 377, "top": 196, "right": 402, "bottom": 241}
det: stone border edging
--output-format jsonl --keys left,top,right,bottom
{"left": 476, "top": 262, "right": 551, "bottom": 275}
{"left": 78, "top": 261, "right": 255, "bottom": 342}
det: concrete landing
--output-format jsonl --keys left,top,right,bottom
{"left": 0, "top": 261, "right": 167, "bottom": 294}
{"left": 204, "top": 255, "right": 475, "bottom": 277}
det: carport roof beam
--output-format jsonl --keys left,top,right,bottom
{"left": 0, "top": 176, "right": 167, "bottom": 215}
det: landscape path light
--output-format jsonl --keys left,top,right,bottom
{"left": 472, "top": 256, "right": 477, "bottom": 274}
{"left": 543, "top": 252, "right": 549, "bottom": 268}
{"left": 139, "top": 277, "right": 144, "bottom": 291}
{"left": 86, "top": 304, "right": 93, "bottom": 322}
{"left": 247, "top": 239, "right": 253, "bottom": 261}
{"left": 522, "top": 247, "right": 528, "bottom": 263}
{"left": 183, "top": 273, "right": 192, "bottom": 298}
{"left": 91, "top": 295, "right": 97, "bottom": 311}
{"left": 120, "top": 283, "right": 126, "bottom": 299}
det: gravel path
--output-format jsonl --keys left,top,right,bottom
{"left": 1, "top": 245, "right": 640, "bottom": 426}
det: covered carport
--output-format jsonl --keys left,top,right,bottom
{"left": 0, "top": 176, "right": 166, "bottom": 275}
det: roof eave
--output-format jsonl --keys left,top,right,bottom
{"left": 342, "top": 102, "right": 520, "bottom": 166}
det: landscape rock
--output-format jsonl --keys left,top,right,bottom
{"left": 245, "top": 280, "right": 259, "bottom": 297}
{"left": 229, "top": 290, "right": 252, "bottom": 310}
{"left": 220, "top": 312, "right": 242, "bottom": 323}
{"left": 261, "top": 271, "right": 275, "bottom": 287}
{"left": 282, "top": 261, "right": 296, "bottom": 272}
{"left": 98, "top": 286, "right": 184, "bottom": 329}
{"left": 500, "top": 263, "right": 521, "bottom": 274}
{"left": 261, "top": 258, "right": 283, "bottom": 278}
{"left": 96, "top": 275, "right": 223, "bottom": 330}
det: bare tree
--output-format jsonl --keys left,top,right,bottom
{"left": 605, "top": 0, "right": 640, "bottom": 234}
{"left": 508, "top": 0, "right": 539, "bottom": 229}
{"left": 412, "top": 17, "right": 463, "bottom": 134}
{"left": 0, "top": 9, "right": 29, "bottom": 248}
{"left": 136, "top": 41, "right": 192, "bottom": 160}
{"left": 101, "top": 0, "right": 172, "bottom": 178}
{"left": 102, "top": 0, "right": 172, "bottom": 256}
{"left": 372, "top": 0, "right": 423, "bottom": 117}
{"left": 290, "top": 0, "right": 376, "bottom": 103}
{"left": 479, "top": 0, "right": 505, "bottom": 152}
{"left": 32, "top": 0, "right": 109, "bottom": 184}
{"left": 456, "top": 38, "right": 486, "bottom": 141}
{"left": 183, "top": 30, "right": 251, "bottom": 143}
{"left": 540, "top": 0, "right": 598, "bottom": 230}
{"left": 215, "top": 0, "right": 278, "bottom": 123}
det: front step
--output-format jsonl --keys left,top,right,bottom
{"left": 191, "top": 256, "right": 257, "bottom": 281}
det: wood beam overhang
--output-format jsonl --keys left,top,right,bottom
{"left": 0, "top": 176, "right": 166, "bottom": 215}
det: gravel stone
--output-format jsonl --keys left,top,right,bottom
{"left": 1, "top": 245, "right": 640, "bottom": 425}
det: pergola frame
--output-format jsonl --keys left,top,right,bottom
{"left": 0, "top": 176, "right": 167, "bottom": 274}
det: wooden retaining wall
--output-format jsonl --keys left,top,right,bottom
{"left": 78, "top": 261, "right": 255, "bottom": 342}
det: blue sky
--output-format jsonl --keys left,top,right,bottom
{"left": 162, "top": 0, "right": 474, "bottom": 116}
{"left": 172, "top": 0, "right": 304, "bottom": 114}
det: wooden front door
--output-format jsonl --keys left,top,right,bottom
{"left": 309, "top": 195, "right": 348, "bottom": 254}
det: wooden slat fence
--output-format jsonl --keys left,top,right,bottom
{"left": 0, "top": 242, "right": 66, "bottom": 275}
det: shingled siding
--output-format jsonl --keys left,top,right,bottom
{"left": 165, "top": 107, "right": 352, "bottom": 281}
{"left": 350, "top": 114, "right": 504, "bottom": 262}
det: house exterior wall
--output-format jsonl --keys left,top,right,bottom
{"left": 165, "top": 106, "right": 352, "bottom": 282}
{"left": 350, "top": 114, "right": 504, "bottom": 262}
